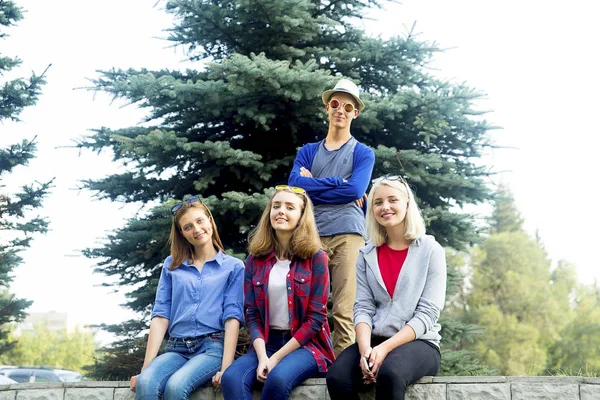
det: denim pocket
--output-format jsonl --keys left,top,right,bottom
{"left": 202, "top": 335, "right": 224, "bottom": 357}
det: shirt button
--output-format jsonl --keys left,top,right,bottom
{"left": 256, "top": 281, "right": 260, "bottom": 285}
{"left": 289, "top": 301, "right": 292, "bottom": 304}
{"left": 288, "top": 287, "right": 291, "bottom": 290}
{"left": 301, "top": 278, "right": 305, "bottom": 282}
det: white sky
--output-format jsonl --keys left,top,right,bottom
{"left": 2, "top": 0, "right": 599, "bottom": 345}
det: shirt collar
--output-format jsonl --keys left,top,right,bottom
{"left": 265, "top": 250, "right": 296, "bottom": 264}
{"left": 182, "top": 249, "right": 225, "bottom": 267}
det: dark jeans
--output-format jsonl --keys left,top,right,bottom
{"left": 221, "top": 330, "right": 320, "bottom": 400}
{"left": 326, "top": 337, "right": 441, "bottom": 400}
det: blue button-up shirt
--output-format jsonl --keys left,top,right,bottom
{"left": 151, "top": 251, "right": 245, "bottom": 338}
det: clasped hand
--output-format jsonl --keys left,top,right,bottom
{"left": 256, "top": 356, "right": 279, "bottom": 382}
{"left": 361, "top": 344, "right": 390, "bottom": 383}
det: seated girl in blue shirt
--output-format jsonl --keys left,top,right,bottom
{"left": 130, "top": 197, "right": 245, "bottom": 400}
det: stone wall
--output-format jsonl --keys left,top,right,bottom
{"left": 1, "top": 377, "right": 599, "bottom": 399}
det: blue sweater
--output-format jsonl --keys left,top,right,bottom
{"left": 288, "top": 139, "right": 375, "bottom": 212}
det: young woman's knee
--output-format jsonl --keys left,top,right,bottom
{"left": 135, "top": 369, "right": 162, "bottom": 398}
{"left": 262, "top": 372, "right": 291, "bottom": 395}
{"left": 163, "top": 373, "right": 194, "bottom": 400}
{"left": 326, "top": 360, "right": 348, "bottom": 388}
{"left": 376, "top": 362, "right": 409, "bottom": 390}
{"left": 220, "top": 367, "right": 237, "bottom": 391}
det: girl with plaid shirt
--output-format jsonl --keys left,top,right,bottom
{"left": 221, "top": 186, "right": 335, "bottom": 400}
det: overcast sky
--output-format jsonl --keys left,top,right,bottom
{"left": 2, "top": 0, "right": 599, "bottom": 345}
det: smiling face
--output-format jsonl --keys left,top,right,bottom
{"left": 372, "top": 184, "right": 409, "bottom": 231}
{"left": 270, "top": 191, "right": 304, "bottom": 234}
{"left": 326, "top": 92, "right": 360, "bottom": 131}
{"left": 178, "top": 208, "right": 213, "bottom": 249}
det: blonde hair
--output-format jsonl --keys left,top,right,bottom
{"left": 248, "top": 189, "right": 322, "bottom": 259}
{"left": 169, "top": 200, "right": 224, "bottom": 270}
{"left": 366, "top": 178, "right": 426, "bottom": 246}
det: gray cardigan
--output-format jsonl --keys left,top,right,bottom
{"left": 353, "top": 235, "right": 447, "bottom": 347}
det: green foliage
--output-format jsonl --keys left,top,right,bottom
{"left": 489, "top": 184, "right": 524, "bottom": 234}
{"left": 458, "top": 189, "right": 590, "bottom": 376}
{"left": 79, "top": 0, "right": 496, "bottom": 378}
{"left": 0, "top": 1, "right": 51, "bottom": 354}
{"left": 440, "top": 248, "right": 496, "bottom": 376}
{"left": 83, "top": 320, "right": 148, "bottom": 380}
{"left": 0, "top": 323, "right": 96, "bottom": 373}
{"left": 547, "top": 284, "right": 600, "bottom": 376}
{"left": 465, "top": 231, "right": 566, "bottom": 375}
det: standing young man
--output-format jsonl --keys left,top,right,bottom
{"left": 288, "top": 79, "right": 375, "bottom": 355}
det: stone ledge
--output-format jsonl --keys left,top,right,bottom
{"left": 0, "top": 377, "right": 597, "bottom": 400}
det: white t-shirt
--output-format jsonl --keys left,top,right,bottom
{"left": 268, "top": 258, "right": 291, "bottom": 330}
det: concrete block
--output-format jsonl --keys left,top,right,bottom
{"left": 64, "top": 388, "right": 113, "bottom": 400}
{"left": 511, "top": 383, "right": 579, "bottom": 400}
{"left": 115, "top": 383, "right": 131, "bottom": 388}
{"left": 448, "top": 383, "right": 510, "bottom": 400}
{"left": 191, "top": 387, "right": 216, "bottom": 400}
{"left": 215, "top": 380, "right": 329, "bottom": 400}
{"left": 113, "top": 389, "right": 135, "bottom": 400}
{"left": 15, "top": 389, "right": 64, "bottom": 400}
{"left": 434, "top": 376, "right": 507, "bottom": 384}
{"left": 289, "top": 383, "right": 329, "bottom": 400}
{"left": 0, "top": 391, "right": 16, "bottom": 400}
{"left": 11, "top": 385, "right": 63, "bottom": 391}
{"left": 581, "top": 384, "right": 600, "bottom": 400}
{"left": 508, "top": 376, "right": 582, "bottom": 384}
{"left": 65, "top": 383, "right": 117, "bottom": 389}
{"left": 406, "top": 384, "right": 446, "bottom": 400}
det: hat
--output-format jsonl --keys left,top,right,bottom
{"left": 321, "top": 79, "right": 365, "bottom": 111}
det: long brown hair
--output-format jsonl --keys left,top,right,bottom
{"left": 248, "top": 189, "right": 321, "bottom": 259}
{"left": 169, "top": 200, "right": 224, "bottom": 270}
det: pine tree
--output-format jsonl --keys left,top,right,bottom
{"left": 489, "top": 183, "right": 524, "bottom": 234}
{"left": 0, "top": 1, "right": 51, "bottom": 354}
{"left": 78, "top": 0, "right": 495, "bottom": 378}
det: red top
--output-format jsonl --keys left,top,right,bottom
{"left": 376, "top": 243, "right": 409, "bottom": 298}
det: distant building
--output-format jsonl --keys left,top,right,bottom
{"left": 14, "top": 311, "right": 90, "bottom": 336}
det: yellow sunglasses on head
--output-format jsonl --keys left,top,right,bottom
{"left": 275, "top": 185, "right": 306, "bottom": 195}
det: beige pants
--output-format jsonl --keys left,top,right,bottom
{"left": 321, "top": 234, "right": 365, "bottom": 356}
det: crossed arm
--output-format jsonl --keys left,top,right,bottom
{"left": 288, "top": 145, "right": 374, "bottom": 206}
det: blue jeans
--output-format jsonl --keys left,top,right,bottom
{"left": 221, "top": 330, "right": 320, "bottom": 400}
{"left": 136, "top": 332, "right": 224, "bottom": 400}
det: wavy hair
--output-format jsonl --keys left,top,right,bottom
{"left": 366, "top": 177, "right": 426, "bottom": 246}
{"left": 169, "top": 200, "right": 224, "bottom": 270}
{"left": 248, "top": 189, "right": 321, "bottom": 259}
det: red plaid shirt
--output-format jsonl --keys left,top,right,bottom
{"left": 244, "top": 249, "right": 335, "bottom": 372}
